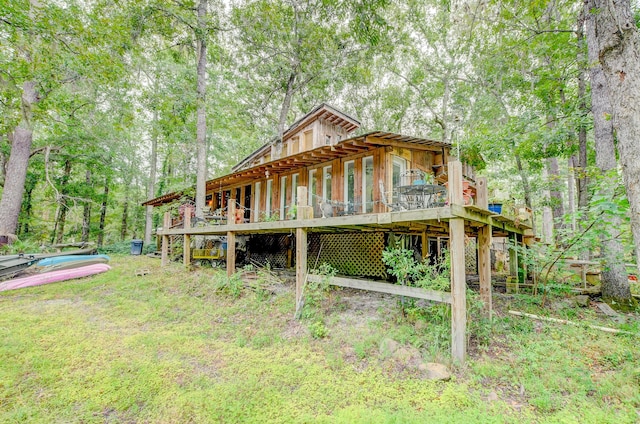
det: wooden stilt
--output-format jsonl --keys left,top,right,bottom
{"left": 448, "top": 160, "right": 467, "bottom": 363}
{"left": 421, "top": 230, "right": 428, "bottom": 261}
{"left": 183, "top": 207, "right": 191, "bottom": 267}
{"left": 227, "top": 200, "right": 236, "bottom": 277}
{"left": 161, "top": 212, "right": 170, "bottom": 267}
{"left": 296, "top": 187, "right": 311, "bottom": 307}
{"left": 478, "top": 224, "right": 492, "bottom": 314}
{"left": 475, "top": 177, "right": 492, "bottom": 315}
{"left": 509, "top": 233, "right": 519, "bottom": 280}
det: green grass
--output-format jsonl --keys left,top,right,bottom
{"left": 1, "top": 256, "right": 639, "bottom": 423}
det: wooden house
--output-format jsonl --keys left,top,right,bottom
{"left": 144, "top": 104, "right": 532, "bottom": 362}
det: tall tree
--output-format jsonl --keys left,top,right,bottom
{"left": 587, "top": 0, "right": 640, "bottom": 274}
{"left": 585, "top": 0, "right": 634, "bottom": 301}
{"left": 0, "top": 0, "right": 127, "bottom": 242}
{"left": 195, "top": 0, "right": 208, "bottom": 220}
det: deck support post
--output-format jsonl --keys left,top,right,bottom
{"left": 227, "top": 200, "right": 236, "bottom": 277}
{"left": 161, "top": 212, "right": 170, "bottom": 267}
{"left": 476, "top": 177, "right": 492, "bottom": 316}
{"left": 509, "top": 232, "right": 519, "bottom": 292}
{"left": 448, "top": 160, "right": 467, "bottom": 363}
{"left": 421, "top": 230, "right": 428, "bottom": 261}
{"left": 183, "top": 207, "right": 192, "bottom": 267}
{"left": 296, "top": 187, "right": 312, "bottom": 307}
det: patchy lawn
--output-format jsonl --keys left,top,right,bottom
{"left": 1, "top": 255, "right": 638, "bottom": 423}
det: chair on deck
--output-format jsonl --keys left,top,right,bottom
{"left": 378, "top": 180, "right": 407, "bottom": 211}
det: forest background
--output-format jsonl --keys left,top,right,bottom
{"left": 1, "top": 0, "right": 640, "bottom": 299}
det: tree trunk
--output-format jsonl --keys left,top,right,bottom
{"left": 18, "top": 173, "right": 37, "bottom": 237}
{"left": 576, "top": 14, "right": 589, "bottom": 211}
{"left": 97, "top": 177, "right": 109, "bottom": 248}
{"left": 567, "top": 157, "right": 576, "bottom": 232}
{"left": 515, "top": 153, "right": 535, "bottom": 234}
{"left": 144, "top": 108, "right": 158, "bottom": 246}
{"left": 589, "top": 0, "right": 640, "bottom": 275}
{"left": 195, "top": 0, "right": 208, "bottom": 220}
{"left": 0, "top": 82, "right": 38, "bottom": 241}
{"left": 586, "top": 0, "right": 632, "bottom": 301}
{"left": 274, "top": 71, "right": 297, "bottom": 159}
{"left": 82, "top": 170, "right": 91, "bottom": 243}
{"left": 53, "top": 159, "right": 72, "bottom": 245}
{"left": 120, "top": 198, "right": 129, "bottom": 241}
{"left": 547, "top": 156, "right": 565, "bottom": 241}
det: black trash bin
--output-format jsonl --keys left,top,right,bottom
{"left": 130, "top": 239, "right": 144, "bottom": 255}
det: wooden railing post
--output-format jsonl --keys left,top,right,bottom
{"left": 476, "top": 177, "right": 492, "bottom": 316}
{"left": 161, "top": 212, "right": 170, "bottom": 267}
{"left": 183, "top": 207, "right": 192, "bottom": 267}
{"left": 227, "top": 200, "right": 236, "bottom": 277}
{"left": 295, "top": 187, "right": 312, "bottom": 309}
{"left": 448, "top": 160, "right": 466, "bottom": 363}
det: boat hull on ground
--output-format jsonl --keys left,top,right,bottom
{"left": 37, "top": 258, "right": 109, "bottom": 272}
{"left": 0, "top": 264, "right": 111, "bottom": 292}
{"left": 0, "top": 249, "right": 99, "bottom": 281}
{"left": 37, "top": 254, "right": 110, "bottom": 267}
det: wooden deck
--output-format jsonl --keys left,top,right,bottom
{"left": 158, "top": 204, "right": 530, "bottom": 237}
{"left": 157, "top": 161, "right": 532, "bottom": 365}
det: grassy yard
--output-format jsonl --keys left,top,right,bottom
{"left": 1, "top": 255, "right": 639, "bottom": 423}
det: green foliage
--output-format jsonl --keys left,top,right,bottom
{"left": 0, "top": 238, "right": 42, "bottom": 255}
{"left": 212, "top": 271, "right": 244, "bottom": 298}
{"left": 309, "top": 320, "right": 329, "bottom": 339}
{"left": 382, "top": 246, "right": 450, "bottom": 292}
{"left": 98, "top": 240, "right": 156, "bottom": 255}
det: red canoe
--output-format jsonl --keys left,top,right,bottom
{"left": 0, "top": 264, "right": 111, "bottom": 292}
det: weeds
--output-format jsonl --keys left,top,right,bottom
{"left": 1, "top": 255, "right": 638, "bottom": 423}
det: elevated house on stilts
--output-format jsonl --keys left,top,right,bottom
{"left": 144, "top": 104, "right": 532, "bottom": 363}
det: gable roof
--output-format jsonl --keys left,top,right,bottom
{"left": 143, "top": 131, "right": 450, "bottom": 207}
{"left": 231, "top": 103, "right": 361, "bottom": 172}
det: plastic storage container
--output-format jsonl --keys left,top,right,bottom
{"left": 130, "top": 239, "right": 144, "bottom": 255}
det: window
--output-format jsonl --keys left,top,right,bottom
{"left": 254, "top": 182, "right": 261, "bottom": 221}
{"left": 292, "top": 173, "right": 299, "bottom": 208}
{"left": 363, "top": 156, "right": 374, "bottom": 213}
{"left": 337, "top": 134, "right": 342, "bottom": 142}
{"left": 304, "top": 130, "right": 313, "bottom": 150}
{"left": 325, "top": 134, "right": 331, "bottom": 145}
{"left": 344, "top": 160, "right": 355, "bottom": 212}
{"left": 280, "top": 176, "right": 287, "bottom": 220}
{"left": 392, "top": 156, "right": 407, "bottom": 188}
{"left": 323, "top": 166, "right": 332, "bottom": 201}
{"left": 308, "top": 169, "right": 317, "bottom": 205}
{"left": 266, "top": 179, "right": 273, "bottom": 218}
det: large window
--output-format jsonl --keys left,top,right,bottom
{"left": 266, "top": 179, "right": 273, "bottom": 218}
{"left": 280, "top": 176, "right": 287, "bottom": 220}
{"left": 254, "top": 182, "right": 261, "bottom": 221}
{"left": 304, "top": 130, "right": 313, "bottom": 150}
{"left": 363, "top": 156, "right": 374, "bottom": 213}
{"left": 392, "top": 156, "right": 408, "bottom": 188}
{"left": 292, "top": 173, "right": 299, "bottom": 209}
{"left": 308, "top": 169, "right": 317, "bottom": 205}
{"left": 344, "top": 160, "right": 355, "bottom": 212}
{"left": 323, "top": 166, "right": 332, "bottom": 201}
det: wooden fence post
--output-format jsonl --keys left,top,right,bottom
{"left": 161, "top": 211, "right": 170, "bottom": 267}
{"left": 476, "top": 177, "right": 492, "bottom": 315}
{"left": 227, "top": 200, "right": 236, "bottom": 277}
{"left": 448, "top": 160, "right": 467, "bottom": 363}
{"left": 296, "top": 186, "right": 311, "bottom": 307}
{"left": 183, "top": 207, "right": 191, "bottom": 267}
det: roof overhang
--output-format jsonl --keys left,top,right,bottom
{"left": 142, "top": 131, "right": 450, "bottom": 207}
